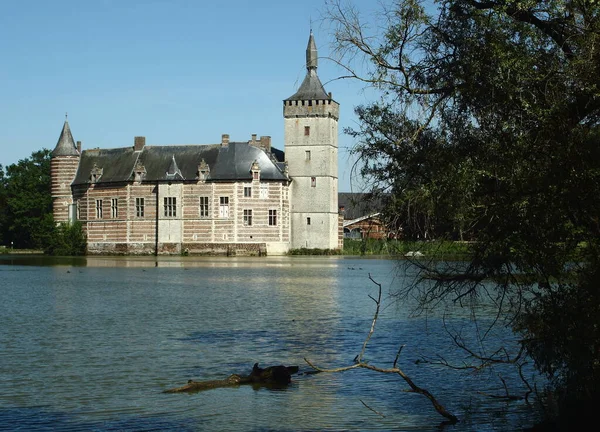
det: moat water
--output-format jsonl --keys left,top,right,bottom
{"left": 0, "top": 255, "right": 540, "bottom": 431}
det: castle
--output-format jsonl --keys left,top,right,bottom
{"left": 50, "top": 32, "right": 342, "bottom": 255}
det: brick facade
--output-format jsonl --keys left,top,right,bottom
{"left": 69, "top": 179, "right": 290, "bottom": 255}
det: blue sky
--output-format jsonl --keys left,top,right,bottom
{"left": 0, "top": 0, "right": 378, "bottom": 192}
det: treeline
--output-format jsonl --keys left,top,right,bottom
{"left": 328, "top": 0, "right": 600, "bottom": 427}
{"left": 0, "top": 150, "right": 86, "bottom": 255}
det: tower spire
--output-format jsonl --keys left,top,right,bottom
{"left": 306, "top": 29, "right": 318, "bottom": 72}
{"left": 285, "top": 31, "right": 329, "bottom": 101}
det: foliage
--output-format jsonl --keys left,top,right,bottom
{"left": 44, "top": 220, "right": 87, "bottom": 256}
{"left": 0, "top": 164, "right": 5, "bottom": 245}
{"left": 0, "top": 149, "right": 86, "bottom": 256}
{"left": 1, "top": 149, "right": 53, "bottom": 249}
{"left": 342, "top": 238, "right": 471, "bottom": 257}
{"left": 327, "top": 0, "right": 600, "bottom": 422}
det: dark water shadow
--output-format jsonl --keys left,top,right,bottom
{"left": 0, "top": 406, "right": 196, "bottom": 432}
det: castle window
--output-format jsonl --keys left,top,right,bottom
{"left": 111, "top": 198, "right": 118, "bottom": 219}
{"left": 260, "top": 184, "right": 268, "bottom": 199}
{"left": 68, "top": 203, "right": 77, "bottom": 223}
{"left": 305, "top": 150, "right": 311, "bottom": 161}
{"left": 269, "top": 210, "right": 277, "bottom": 226}
{"left": 164, "top": 197, "right": 177, "bottom": 217}
{"left": 219, "top": 197, "right": 229, "bottom": 218}
{"left": 307, "top": 217, "right": 311, "bottom": 225}
{"left": 76, "top": 200, "right": 81, "bottom": 220}
{"left": 95, "top": 199, "right": 103, "bottom": 219}
{"left": 200, "top": 196, "right": 209, "bottom": 218}
{"left": 136, "top": 198, "right": 145, "bottom": 217}
{"left": 243, "top": 209, "right": 253, "bottom": 226}
{"left": 244, "top": 186, "right": 252, "bottom": 198}
{"left": 311, "top": 177, "right": 317, "bottom": 187}
{"left": 304, "top": 126, "right": 310, "bottom": 136}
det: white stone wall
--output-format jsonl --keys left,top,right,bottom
{"left": 285, "top": 104, "right": 339, "bottom": 250}
{"left": 290, "top": 213, "right": 340, "bottom": 250}
{"left": 158, "top": 183, "right": 183, "bottom": 249}
{"left": 290, "top": 177, "right": 338, "bottom": 214}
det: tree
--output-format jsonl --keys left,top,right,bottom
{"left": 0, "top": 164, "right": 6, "bottom": 245}
{"left": 44, "top": 221, "right": 87, "bottom": 256}
{"left": 3, "top": 149, "right": 54, "bottom": 249}
{"left": 327, "top": 0, "right": 600, "bottom": 424}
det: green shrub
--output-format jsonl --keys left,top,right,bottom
{"left": 44, "top": 221, "right": 87, "bottom": 256}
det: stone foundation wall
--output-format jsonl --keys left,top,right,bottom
{"left": 182, "top": 242, "right": 266, "bottom": 256}
{"left": 87, "top": 242, "right": 156, "bottom": 255}
{"left": 87, "top": 242, "right": 267, "bottom": 256}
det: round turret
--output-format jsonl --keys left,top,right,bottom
{"left": 50, "top": 118, "right": 80, "bottom": 223}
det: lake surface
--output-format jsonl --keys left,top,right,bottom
{"left": 0, "top": 255, "right": 540, "bottom": 431}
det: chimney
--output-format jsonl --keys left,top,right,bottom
{"left": 134, "top": 136, "right": 145, "bottom": 152}
{"left": 259, "top": 136, "right": 271, "bottom": 153}
{"left": 328, "top": 92, "right": 332, "bottom": 99}
{"left": 251, "top": 134, "right": 257, "bottom": 144}
{"left": 76, "top": 141, "right": 82, "bottom": 153}
{"left": 221, "top": 134, "right": 230, "bottom": 147}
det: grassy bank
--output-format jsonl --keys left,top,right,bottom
{"left": 342, "top": 239, "right": 472, "bottom": 258}
{"left": 0, "top": 246, "right": 44, "bottom": 255}
{"left": 287, "top": 240, "right": 472, "bottom": 258}
{"left": 287, "top": 247, "right": 342, "bottom": 256}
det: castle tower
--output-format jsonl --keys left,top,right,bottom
{"left": 284, "top": 31, "right": 340, "bottom": 250}
{"left": 50, "top": 117, "right": 80, "bottom": 223}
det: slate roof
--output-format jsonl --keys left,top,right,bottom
{"left": 338, "top": 193, "right": 387, "bottom": 220}
{"left": 286, "top": 70, "right": 330, "bottom": 101}
{"left": 73, "top": 142, "right": 287, "bottom": 185}
{"left": 52, "top": 120, "right": 79, "bottom": 157}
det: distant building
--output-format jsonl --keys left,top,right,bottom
{"left": 50, "top": 32, "right": 342, "bottom": 255}
{"left": 339, "top": 193, "right": 395, "bottom": 240}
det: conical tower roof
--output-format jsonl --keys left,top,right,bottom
{"left": 52, "top": 118, "right": 79, "bottom": 157}
{"left": 285, "top": 31, "right": 329, "bottom": 101}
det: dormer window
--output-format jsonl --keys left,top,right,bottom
{"left": 133, "top": 161, "right": 146, "bottom": 183}
{"left": 197, "top": 159, "right": 210, "bottom": 181}
{"left": 90, "top": 163, "right": 103, "bottom": 184}
{"left": 251, "top": 160, "right": 260, "bottom": 181}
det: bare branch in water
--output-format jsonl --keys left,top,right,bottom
{"left": 304, "top": 276, "right": 459, "bottom": 424}
{"left": 360, "top": 399, "right": 386, "bottom": 418}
